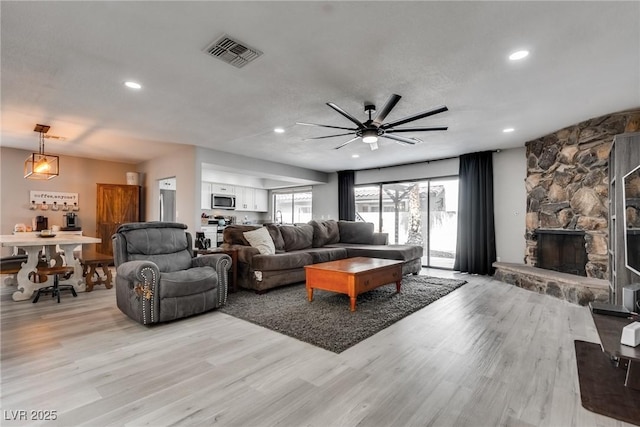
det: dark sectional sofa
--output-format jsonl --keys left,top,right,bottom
{"left": 220, "top": 220, "right": 423, "bottom": 292}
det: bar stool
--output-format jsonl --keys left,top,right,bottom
{"left": 32, "top": 266, "right": 77, "bottom": 303}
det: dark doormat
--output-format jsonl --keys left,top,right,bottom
{"left": 574, "top": 340, "right": 640, "bottom": 426}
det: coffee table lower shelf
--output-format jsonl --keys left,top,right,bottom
{"left": 304, "top": 257, "right": 403, "bottom": 312}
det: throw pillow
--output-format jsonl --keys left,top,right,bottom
{"left": 337, "top": 221, "right": 375, "bottom": 244}
{"left": 265, "top": 224, "right": 285, "bottom": 252}
{"left": 280, "top": 224, "right": 314, "bottom": 251}
{"left": 309, "top": 219, "right": 340, "bottom": 247}
{"left": 223, "top": 225, "right": 260, "bottom": 246}
{"left": 243, "top": 227, "right": 276, "bottom": 255}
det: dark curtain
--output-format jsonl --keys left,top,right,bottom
{"left": 453, "top": 151, "right": 496, "bottom": 275}
{"left": 338, "top": 170, "right": 355, "bottom": 221}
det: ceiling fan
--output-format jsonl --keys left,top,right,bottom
{"left": 297, "top": 94, "right": 448, "bottom": 151}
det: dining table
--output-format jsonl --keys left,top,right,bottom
{"left": 0, "top": 233, "right": 101, "bottom": 301}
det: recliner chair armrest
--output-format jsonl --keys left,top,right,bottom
{"left": 115, "top": 260, "right": 161, "bottom": 325}
{"left": 116, "top": 260, "right": 160, "bottom": 284}
{"left": 192, "top": 254, "right": 231, "bottom": 306}
{"left": 191, "top": 253, "right": 230, "bottom": 271}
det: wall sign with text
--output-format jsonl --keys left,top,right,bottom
{"left": 29, "top": 190, "right": 79, "bottom": 211}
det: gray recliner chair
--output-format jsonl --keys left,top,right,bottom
{"left": 112, "top": 222, "right": 231, "bottom": 325}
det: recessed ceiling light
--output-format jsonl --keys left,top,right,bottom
{"left": 124, "top": 81, "right": 142, "bottom": 89}
{"left": 274, "top": 127, "right": 285, "bottom": 133}
{"left": 503, "top": 128, "right": 515, "bottom": 133}
{"left": 509, "top": 50, "right": 529, "bottom": 61}
{"left": 352, "top": 154, "right": 360, "bottom": 158}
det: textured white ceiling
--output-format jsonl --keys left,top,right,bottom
{"left": 1, "top": 1, "right": 639, "bottom": 173}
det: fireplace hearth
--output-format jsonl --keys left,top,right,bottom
{"left": 536, "top": 229, "right": 587, "bottom": 276}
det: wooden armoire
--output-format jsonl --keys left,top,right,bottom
{"left": 96, "top": 184, "right": 141, "bottom": 255}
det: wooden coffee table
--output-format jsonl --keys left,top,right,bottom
{"left": 304, "top": 257, "right": 403, "bottom": 312}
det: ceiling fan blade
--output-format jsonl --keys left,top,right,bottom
{"left": 385, "top": 126, "right": 448, "bottom": 133}
{"left": 304, "top": 132, "right": 355, "bottom": 140}
{"left": 334, "top": 136, "right": 360, "bottom": 150}
{"left": 381, "top": 134, "right": 422, "bottom": 145}
{"left": 381, "top": 105, "right": 448, "bottom": 129}
{"left": 296, "top": 122, "right": 358, "bottom": 131}
{"left": 372, "top": 94, "right": 401, "bottom": 126}
{"left": 327, "top": 102, "right": 366, "bottom": 129}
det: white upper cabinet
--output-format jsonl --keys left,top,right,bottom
{"left": 210, "top": 184, "right": 235, "bottom": 195}
{"left": 235, "top": 186, "right": 253, "bottom": 211}
{"left": 236, "top": 187, "right": 268, "bottom": 212}
{"left": 201, "top": 182, "right": 212, "bottom": 209}
{"left": 254, "top": 188, "right": 268, "bottom": 212}
{"left": 202, "top": 182, "right": 268, "bottom": 212}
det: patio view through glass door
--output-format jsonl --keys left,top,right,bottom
{"left": 355, "top": 178, "right": 458, "bottom": 268}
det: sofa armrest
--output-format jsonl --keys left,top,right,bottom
{"left": 372, "top": 232, "right": 389, "bottom": 245}
{"left": 220, "top": 244, "right": 260, "bottom": 264}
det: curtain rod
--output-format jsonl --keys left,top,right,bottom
{"left": 356, "top": 149, "right": 501, "bottom": 172}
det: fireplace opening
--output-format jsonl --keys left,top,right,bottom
{"left": 536, "top": 229, "right": 587, "bottom": 276}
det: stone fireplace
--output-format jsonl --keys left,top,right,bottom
{"left": 494, "top": 108, "right": 640, "bottom": 305}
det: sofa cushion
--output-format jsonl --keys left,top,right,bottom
{"left": 328, "top": 243, "right": 423, "bottom": 261}
{"left": 243, "top": 227, "right": 276, "bottom": 255}
{"left": 265, "top": 224, "right": 285, "bottom": 252}
{"left": 223, "top": 225, "right": 260, "bottom": 246}
{"left": 309, "top": 219, "right": 340, "bottom": 247}
{"left": 280, "top": 224, "right": 314, "bottom": 252}
{"left": 158, "top": 266, "right": 217, "bottom": 298}
{"left": 337, "top": 221, "right": 375, "bottom": 244}
{"left": 304, "top": 247, "right": 348, "bottom": 264}
{"left": 252, "top": 251, "right": 313, "bottom": 271}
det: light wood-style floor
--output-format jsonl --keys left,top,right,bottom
{"left": 0, "top": 270, "right": 634, "bottom": 427}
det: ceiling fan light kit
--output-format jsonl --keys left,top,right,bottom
{"left": 297, "top": 94, "right": 448, "bottom": 151}
{"left": 24, "top": 124, "right": 59, "bottom": 180}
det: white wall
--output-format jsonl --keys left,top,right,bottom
{"left": 312, "top": 172, "right": 339, "bottom": 220}
{"left": 493, "top": 147, "right": 527, "bottom": 263}
{"left": 137, "top": 146, "right": 198, "bottom": 233}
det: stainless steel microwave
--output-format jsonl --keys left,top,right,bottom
{"left": 212, "top": 194, "right": 235, "bottom": 210}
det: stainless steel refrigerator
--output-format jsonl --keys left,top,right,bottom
{"left": 159, "top": 188, "right": 176, "bottom": 222}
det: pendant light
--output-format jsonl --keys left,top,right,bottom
{"left": 24, "top": 124, "right": 59, "bottom": 180}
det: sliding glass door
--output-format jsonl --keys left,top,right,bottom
{"left": 355, "top": 178, "right": 458, "bottom": 269}
{"left": 428, "top": 178, "right": 458, "bottom": 268}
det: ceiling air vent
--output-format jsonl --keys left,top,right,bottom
{"left": 204, "top": 34, "right": 263, "bottom": 69}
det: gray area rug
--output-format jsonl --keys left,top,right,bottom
{"left": 221, "top": 275, "right": 467, "bottom": 353}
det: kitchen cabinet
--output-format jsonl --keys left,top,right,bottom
{"left": 210, "top": 184, "right": 235, "bottom": 195}
{"left": 201, "top": 182, "right": 212, "bottom": 209}
{"left": 254, "top": 188, "right": 268, "bottom": 212}
{"left": 236, "top": 186, "right": 254, "bottom": 211}
{"left": 236, "top": 187, "right": 268, "bottom": 212}
{"left": 96, "top": 184, "right": 141, "bottom": 256}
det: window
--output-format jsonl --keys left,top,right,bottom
{"left": 355, "top": 178, "right": 458, "bottom": 269}
{"left": 273, "top": 187, "right": 312, "bottom": 224}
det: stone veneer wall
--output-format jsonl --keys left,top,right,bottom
{"left": 525, "top": 109, "right": 640, "bottom": 280}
